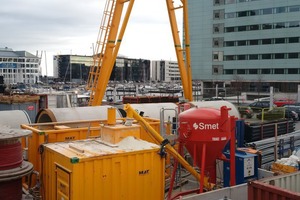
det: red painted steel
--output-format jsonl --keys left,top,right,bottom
{"left": 248, "top": 181, "right": 300, "bottom": 200}
{"left": 178, "top": 106, "right": 232, "bottom": 183}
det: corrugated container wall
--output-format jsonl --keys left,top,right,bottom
{"left": 0, "top": 102, "right": 38, "bottom": 123}
{"left": 42, "top": 137, "right": 165, "bottom": 200}
{"left": 248, "top": 171, "right": 300, "bottom": 200}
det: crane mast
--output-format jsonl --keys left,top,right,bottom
{"left": 87, "top": 0, "right": 193, "bottom": 106}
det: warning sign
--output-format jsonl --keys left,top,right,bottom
{"left": 27, "top": 105, "right": 34, "bottom": 111}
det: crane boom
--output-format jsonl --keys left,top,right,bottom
{"left": 87, "top": 0, "right": 193, "bottom": 106}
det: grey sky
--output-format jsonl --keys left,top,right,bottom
{"left": 0, "top": 0, "right": 181, "bottom": 75}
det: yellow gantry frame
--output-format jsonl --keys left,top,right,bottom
{"left": 87, "top": 0, "right": 193, "bottom": 106}
{"left": 124, "top": 104, "right": 212, "bottom": 190}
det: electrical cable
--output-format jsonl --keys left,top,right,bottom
{"left": 0, "top": 141, "right": 23, "bottom": 170}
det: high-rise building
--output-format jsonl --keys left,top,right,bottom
{"left": 152, "top": 60, "right": 180, "bottom": 82}
{"left": 189, "top": 0, "right": 300, "bottom": 93}
{"left": 0, "top": 47, "right": 41, "bottom": 84}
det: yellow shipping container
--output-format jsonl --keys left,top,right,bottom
{"left": 21, "top": 120, "right": 103, "bottom": 174}
{"left": 42, "top": 137, "right": 165, "bottom": 200}
{"left": 21, "top": 118, "right": 162, "bottom": 175}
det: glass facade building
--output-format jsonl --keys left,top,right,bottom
{"left": 54, "top": 55, "right": 150, "bottom": 83}
{"left": 54, "top": 55, "right": 93, "bottom": 83}
{"left": 189, "top": 0, "right": 300, "bottom": 92}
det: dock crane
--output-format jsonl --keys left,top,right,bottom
{"left": 87, "top": 0, "right": 193, "bottom": 106}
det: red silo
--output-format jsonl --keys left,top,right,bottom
{"left": 178, "top": 106, "right": 232, "bottom": 184}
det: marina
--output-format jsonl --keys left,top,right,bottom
{"left": 1, "top": 0, "right": 300, "bottom": 199}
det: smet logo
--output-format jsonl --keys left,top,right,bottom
{"left": 193, "top": 122, "right": 219, "bottom": 130}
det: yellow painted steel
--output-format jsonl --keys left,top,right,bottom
{"left": 124, "top": 104, "right": 213, "bottom": 190}
{"left": 101, "top": 124, "right": 141, "bottom": 144}
{"left": 87, "top": 0, "right": 135, "bottom": 106}
{"left": 43, "top": 138, "right": 165, "bottom": 200}
{"left": 107, "top": 107, "right": 117, "bottom": 125}
{"left": 166, "top": 0, "right": 193, "bottom": 101}
{"left": 88, "top": 0, "right": 193, "bottom": 105}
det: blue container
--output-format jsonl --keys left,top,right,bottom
{"left": 223, "top": 150, "right": 258, "bottom": 187}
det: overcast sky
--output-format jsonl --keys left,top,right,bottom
{"left": 0, "top": 0, "right": 182, "bottom": 76}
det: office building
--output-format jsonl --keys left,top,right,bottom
{"left": 54, "top": 55, "right": 150, "bottom": 83}
{"left": 152, "top": 60, "right": 180, "bottom": 82}
{"left": 111, "top": 57, "right": 150, "bottom": 82}
{"left": 0, "top": 47, "right": 41, "bottom": 84}
{"left": 189, "top": 0, "right": 300, "bottom": 93}
{"left": 53, "top": 55, "right": 93, "bottom": 83}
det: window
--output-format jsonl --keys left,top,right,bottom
{"left": 237, "top": 40, "right": 246, "bottom": 46}
{"left": 238, "top": 26, "right": 247, "bottom": 31}
{"left": 225, "top": 41, "right": 235, "bottom": 46}
{"left": 262, "top": 54, "right": 272, "bottom": 59}
{"left": 275, "top": 7, "right": 286, "bottom": 14}
{"left": 249, "top": 10, "right": 259, "bottom": 16}
{"left": 249, "top": 69, "right": 258, "bottom": 74}
{"left": 225, "top": 0, "right": 235, "bottom": 4}
{"left": 289, "top": 5, "right": 300, "bottom": 12}
{"left": 262, "top": 24, "right": 272, "bottom": 29}
{"left": 225, "top": 12, "right": 235, "bottom": 18}
{"left": 274, "top": 53, "right": 285, "bottom": 59}
{"left": 225, "top": 27, "right": 235, "bottom": 32}
{"left": 213, "top": 52, "right": 219, "bottom": 61}
{"left": 213, "top": 51, "right": 224, "bottom": 61}
{"left": 262, "top": 39, "right": 272, "bottom": 44}
{"left": 249, "top": 40, "right": 259, "bottom": 45}
{"left": 275, "top": 38, "right": 285, "bottom": 44}
{"left": 237, "top": 69, "right": 246, "bottom": 74}
{"left": 225, "top": 55, "right": 235, "bottom": 60}
{"left": 213, "top": 40, "right": 219, "bottom": 47}
{"left": 213, "top": 24, "right": 224, "bottom": 33}
{"left": 212, "top": 65, "right": 223, "bottom": 75}
{"left": 262, "top": 8, "right": 272, "bottom": 15}
{"left": 288, "top": 37, "right": 299, "bottom": 43}
{"left": 237, "top": 55, "right": 246, "bottom": 60}
{"left": 275, "top": 22, "right": 286, "bottom": 28}
{"left": 249, "top": 54, "right": 259, "bottom": 60}
{"left": 288, "top": 68, "right": 298, "bottom": 74}
{"left": 237, "top": 11, "right": 247, "bottom": 17}
{"left": 214, "top": 26, "right": 220, "bottom": 33}
{"left": 288, "top": 53, "right": 299, "bottom": 59}
{"left": 213, "top": 38, "right": 224, "bottom": 47}
{"left": 289, "top": 21, "right": 300, "bottom": 27}
{"left": 224, "top": 69, "right": 234, "bottom": 74}
{"left": 214, "top": 0, "right": 220, "bottom": 5}
{"left": 274, "top": 68, "right": 284, "bottom": 74}
{"left": 250, "top": 25, "right": 259, "bottom": 30}
{"left": 261, "top": 69, "right": 271, "bottom": 74}
{"left": 214, "top": 10, "right": 221, "bottom": 19}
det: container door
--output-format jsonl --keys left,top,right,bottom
{"left": 56, "top": 166, "right": 70, "bottom": 200}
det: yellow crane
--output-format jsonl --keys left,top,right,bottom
{"left": 87, "top": 0, "right": 193, "bottom": 106}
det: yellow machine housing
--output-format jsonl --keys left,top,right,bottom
{"left": 42, "top": 137, "right": 165, "bottom": 200}
{"left": 101, "top": 123, "right": 141, "bottom": 144}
